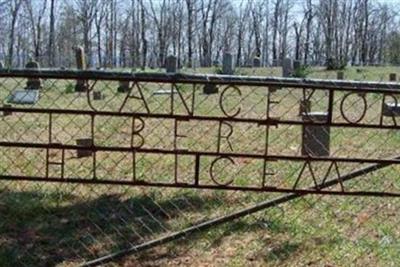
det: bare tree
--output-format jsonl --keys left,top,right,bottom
{"left": 24, "top": 0, "right": 47, "bottom": 62}
{"left": 7, "top": 0, "right": 22, "bottom": 67}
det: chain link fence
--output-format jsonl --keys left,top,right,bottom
{"left": 0, "top": 69, "right": 399, "bottom": 266}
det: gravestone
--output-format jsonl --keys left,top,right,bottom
{"left": 0, "top": 61, "right": 3, "bottom": 69}
{"left": 74, "top": 46, "right": 88, "bottom": 92}
{"left": 337, "top": 71, "right": 345, "bottom": 80}
{"left": 382, "top": 103, "right": 400, "bottom": 117}
{"left": 117, "top": 81, "right": 131, "bottom": 93}
{"left": 389, "top": 73, "right": 397, "bottom": 82}
{"left": 293, "top": 60, "right": 301, "bottom": 71}
{"left": 212, "top": 60, "right": 220, "bottom": 67}
{"left": 253, "top": 57, "right": 261, "bottom": 68}
{"left": 298, "top": 99, "right": 311, "bottom": 116}
{"left": 3, "top": 104, "right": 12, "bottom": 116}
{"left": 8, "top": 90, "right": 39, "bottom": 104}
{"left": 301, "top": 112, "right": 330, "bottom": 157}
{"left": 75, "top": 46, "right": 86, "bottom": 69}
{"left": 76, "top": 138, "right": 93, "bottom": 158}
{"left": 166, "top": 55, "right": 177, "bottom": 73}
{"left": 282, "top": 58, "right": 294, "bottom": 77}
{"left": 25, "top": 61, "right": 41, "bottom": 90}
{"left": 222, "top": 52, "right": 233, "bottom": 75}
{"left": 203, "top": 83, "right": 218, "bottom": 94}
{"left": 93, "top": 91, "right": 104, "bottom": 100}
{"left": 272, "top": 59, "right": 281, "bottom": 67}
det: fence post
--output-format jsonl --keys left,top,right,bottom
{"left": 74, "top": 46, "right": 88, "bottom": 92}
{"left": 25, "top": 61, "right": 41, "bottom": 90}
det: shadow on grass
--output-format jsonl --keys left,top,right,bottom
{"left": 0, "top": 188, "right": 223, "bottom": 266}
{"left": 264, "top": 241, "right": 301, "bottom": 262}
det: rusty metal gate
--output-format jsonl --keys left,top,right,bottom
{"left": 1, "top": 69, "right": 399, "bottom": 265}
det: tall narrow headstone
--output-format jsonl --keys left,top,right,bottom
{"left": 337, "top": 71, "right": 345, "bottom": 80}
{"left": 389, "top": 73, "right": 397, "bottom": 82}
{"left": 282, "top": 58, "right": 294, "bottom": 77}
{"left": 166, "top": 55, "right": 177, "bottom": 73}
{"left": 0, "top": 61, "right": 3, "bottom": 69}
{"left": 293, "top": 60, "right": 301, "bottom": 71}
{"left": 74, "top": 46, "right": 88, "bottom": 92}
{"left": 75, "top": 46, "right": 86, "bottom": 70}
{"left": 253, "top": 57, "right": 261, "bottom": 68}
{"left": 301, "top": 112, "right": 330, "bottom": 157}
{"left": 25, "top": 61, "right": 41, "bottom": 90}
{"left": 222, "top": 52, "right": 233, "bottom": 75}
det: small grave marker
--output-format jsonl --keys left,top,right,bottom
{"left": 389, "top": 73, "right": 397, "bottom": 82}
{"left": 3, "top": 104, "right": 12, "bottom": 116}
{"left": 93, "top": 91, "right": 104, "bottom": 100}
{"left": 253, "top": 57, "right": 261, "bottom": 68}
{"left": 301, "top": 112, "right": 330, "bottom": 157}
{"left": 25, "top": 61, "right": 41, "bottom": 90}
{"left": 117, "top": 81, "right": 130, "bottom": 93}
{"left": 337, "top": 71, "right": 344, "bottom": 80}
{"left": 76, "top": 138, "right": 93, "bottom": 158}
{"left": 203, "top": 83, "right": 218, "bottom": 94}
{"left": 293, "top": 60, "right": 301, "bottom": 71}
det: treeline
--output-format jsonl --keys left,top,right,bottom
{"left": 0, "top": 0, "right": 399, "bottom": 69}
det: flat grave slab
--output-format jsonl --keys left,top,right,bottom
{"left": 153, "top": 89, "right": 178, "bottom": 95}
{"left": 7, "top": 90, "right": 40, "bottom": 104}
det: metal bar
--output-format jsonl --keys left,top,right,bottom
{"left": 0, "top": 141, "right": 400, "bottom": 165}
{"left": 0, "top": 69, "right": 400, "bottom": 93}
{"left": 80, "top": 157, "right": 394, "bottom": 266}
{"left": 1, "top": 107, "right": 400, "bottom": 130}
{"left": 1, "top": 174, "right": 398, "bottom": 197}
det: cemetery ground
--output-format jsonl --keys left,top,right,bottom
{"left": 0, "top": 66, "right": 400, "bottom": 266}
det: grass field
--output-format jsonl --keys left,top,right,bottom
{"left": 0, "top": 66, "right": 400, "bottom": 266}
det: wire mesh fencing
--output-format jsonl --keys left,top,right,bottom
{"left": 0, "top": 69, "right": 399, "bottom": 266}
